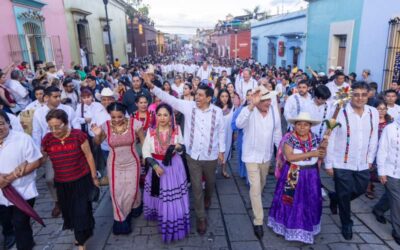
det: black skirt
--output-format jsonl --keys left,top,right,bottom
{"left": 55, "top": 174, "right": 95, "bottom": 245}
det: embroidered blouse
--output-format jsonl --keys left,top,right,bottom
{"left": 285, "top": 132, "right": 320, "bottom": 166}
{"left": 142, "top": 126, "right": 184, "bottom": 159}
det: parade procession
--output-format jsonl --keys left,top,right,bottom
{"left": 1, "top": 0, "right": 400, "bottom": 249}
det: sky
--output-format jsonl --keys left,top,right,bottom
{"left": 143, "top": 0, "right": 308, "bottom": 36}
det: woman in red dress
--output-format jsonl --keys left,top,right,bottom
{"left": 42, "top": 109, "right": 99, "bottom": 250}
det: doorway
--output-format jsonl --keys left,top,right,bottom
{"left": 337, "top": 35, "right": 347, "bottom": 69}
{"left": 77, "top": 22, "right": 92, "bottom": 66}
{"left": 23, "top": 22, "right": 45, "bottom": 63}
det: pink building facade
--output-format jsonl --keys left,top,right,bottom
{"left": 0, "top": 0, "right": 71, "bottom": 70}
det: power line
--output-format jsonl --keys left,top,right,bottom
{"left": 155, "top": 25, "right": 213, "bottom": 29}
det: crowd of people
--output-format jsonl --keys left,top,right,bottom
{"left": 0, "top": 55, "right": 399, "bottom": 249}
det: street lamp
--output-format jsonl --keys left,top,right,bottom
{"left": 234, "top": 28, "right": 238, "bottom": 60}
{"left": 103, "top": 0, "right": 114, "bottom": 64}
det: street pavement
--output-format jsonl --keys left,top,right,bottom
{"left": 1, "top": 149, "right": 398, "bottom": 250}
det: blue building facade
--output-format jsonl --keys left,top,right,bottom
{"left": 305, "top": 0, "right": 400, "bottom": 89}
{"left": 251, "top": 10, "right": 307, "bottom": 69}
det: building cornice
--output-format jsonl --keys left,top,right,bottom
{"left": 11, "top": 0, "right": 46, "bottom": 8}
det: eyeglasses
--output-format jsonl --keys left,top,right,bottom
{"left": 377, "top": 107, "right": 388, "bottom": 111}
{"left": 352, "top": 93, "right": 369, "bottom": 98}
{"left": 49, "top": 123, "right": 65, "bottom": 132}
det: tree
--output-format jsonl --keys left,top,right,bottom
{"left": 126, "top": 0, "right": 142, "bottom": 7}
{"left": 243, "top": 5, "right": 261, "bottom": 19}
{"left": 138, "top": 4, "right": 150, "bottom": 17}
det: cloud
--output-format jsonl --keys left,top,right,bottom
{"left": 144, "top": 0, "right": 307, "bottom": 34}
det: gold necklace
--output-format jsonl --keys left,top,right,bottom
{"left": 111, "top": 119, "right": 128, "bottom": 135}
{"left": 57, "top": 130, "right": 71, "bottom": 145}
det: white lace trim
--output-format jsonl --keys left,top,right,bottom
{"left": 267, "top": 217, "right": 321, "bottom": 244}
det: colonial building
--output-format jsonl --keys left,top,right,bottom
{"left": 63, "top": 0, "right": 129, "bottom": 66}
{"left": 251, "top": 10, "right": 307, "bottom": 68}
{"left": 210, "top": 14, "right": 252, "bottom": 60}
{"left": 305, "top": 0, "right": 400, "bottom": 88}
{"left": 211, "top": 29, "right": 251, "bottom": 60}
{"left": 126, "top": 16, "right": 157, "bottom": 59}
{"left": 0, "top": 0, "right": 71, "bottom": 69}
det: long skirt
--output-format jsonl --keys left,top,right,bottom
{"left": 107, "top": 147, "right": 141, "bottom": 234}
{"left": 143, "top": 154, "right": 190, "bottom": 243}
{"left": 268, "top": 163, "right": 322, "bottom": 244}
{"left": 236, "top": 130, "right": 247, "bottom": 179}
{"left": 55, "top": 174, "right": 95, "bottom": 245}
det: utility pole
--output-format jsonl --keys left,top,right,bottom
{"left": 103, "top": 0, "right": 114, "bottom": 63}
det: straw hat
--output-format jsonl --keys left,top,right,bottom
{"left": 287, "top": 112, "right": 321, "bottom": 126}
{"left": 254, "top": 86, "right": 274, "bottom": 101}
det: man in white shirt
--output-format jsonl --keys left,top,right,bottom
{"left": 384, "top": 89, "right": 400, "bottom": 120}
{"left": 143, "top": 73, "right": 225, "bottom": 235}
{"left": 275, "top": 75, "right": 290, "bottom": 108}
{"left": 325, "top": 82, "right": 379, "bottom": 240}
{"left": 0, "top": 110, "right": 42, "bottom": 250}
{"left": 32, "top": 86, "right": 80, "bottom": 217}
{"left": 235, "top": 68, "right": 257, "bottom": 102}
{"left": 61, "top": 78, "right": 79, "bottom": 110}
{"left": 89, "top": 87, "right": 115, "bottom": 186}
{"left": 6, "top": 70, "right": 30, "bottom": 112}
{"left": 24, "top": 86, "right": 45, "bottom": 111}
{"left": 171, "top": 75, "right": 184, "bottom": 98}
{"left": 284, "top": 80, "right": 313, "bottom": 130}
{"left": 196, "top": 61, "right": 212, "bottom": 81}
{"left": 326, "top": 72, "right": 349, "bottom": 102}
{"left": 220, "top": 69, "right": 231, "bottom": 83}
{"left": 376, "top": 118, "right": 400, "bottom": 245}
{"left": 235, "top": 86, "right": 282, "bottom": 239}
{"left": 308, "top": 85, "right": 333, "bottom": 139}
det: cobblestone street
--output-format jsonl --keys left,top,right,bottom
{"left": 0, "top": 150, "right": 397, "bottom": 250}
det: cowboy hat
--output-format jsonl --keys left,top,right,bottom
{"left": 287, "top": 112, "right": 321, "bottom": 126}
{"left": 95, "top": 87, "right": 116, "bottom": 100}
{"left": 254, "top": 86, "right": 274, "bottom": 101}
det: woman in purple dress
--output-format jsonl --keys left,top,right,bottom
{"left": 268, "top": 112, "right": 327, "bottom": 244}
{"left": 142, "top": 103, "right": 190, "bottom": 243}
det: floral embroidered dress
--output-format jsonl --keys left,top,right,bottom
{"left": 142, "top": 126, "right": 190, "bottom": 242}
{"left": 268, "top": 132, "right": 322, "bottom": 244}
